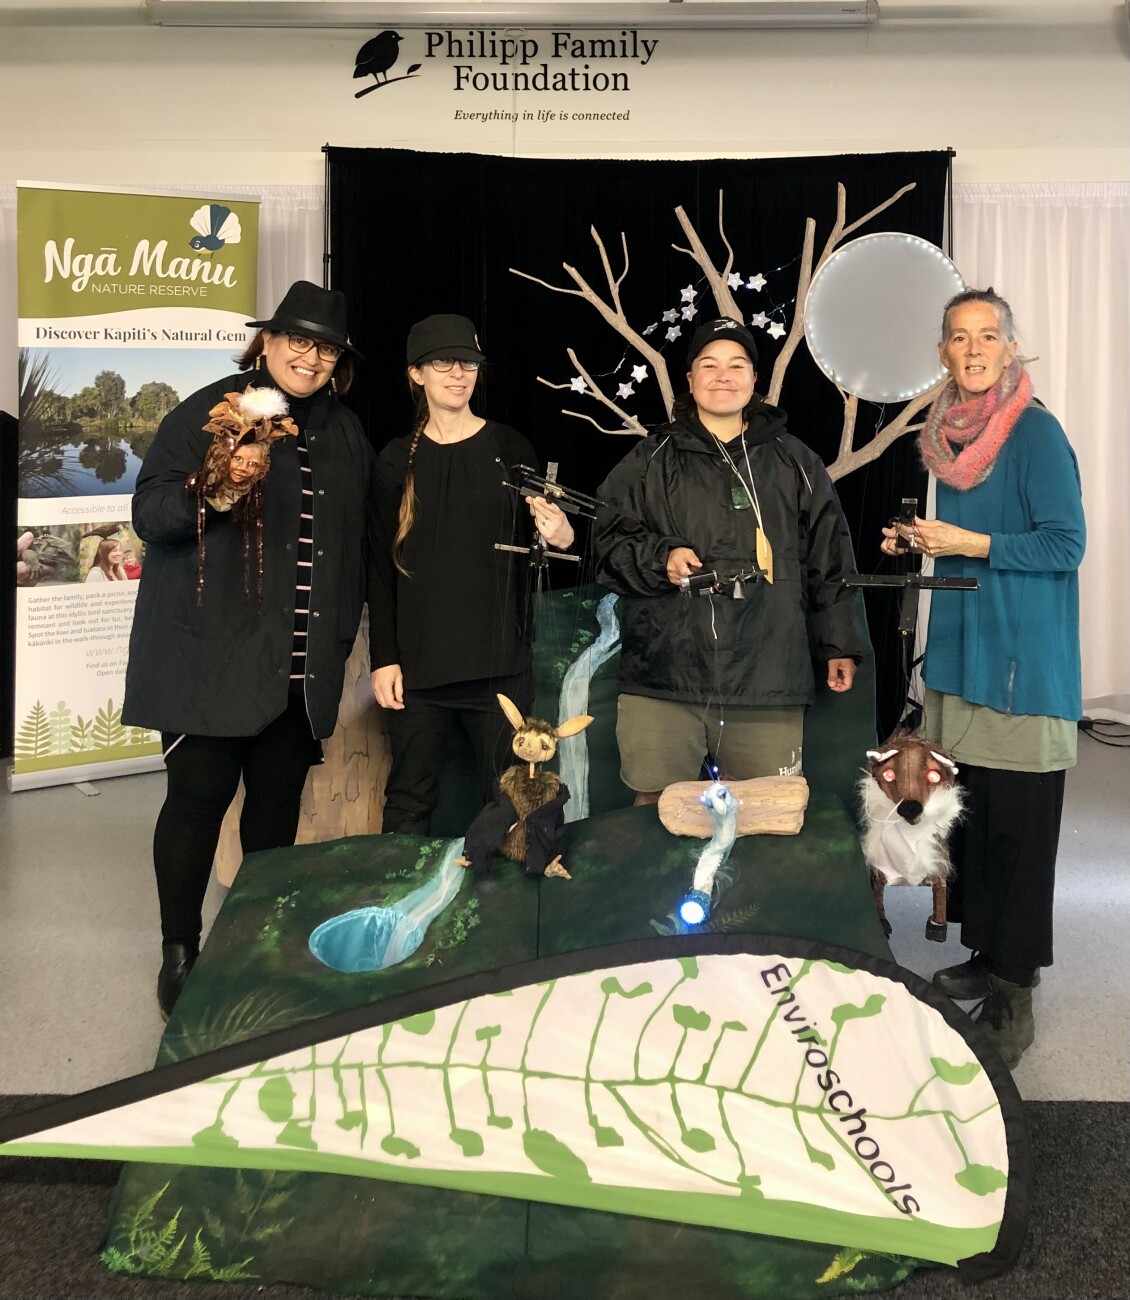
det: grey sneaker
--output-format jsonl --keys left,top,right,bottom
{"left": 974, "top": 974, "right": 1035, "bottom": 1069}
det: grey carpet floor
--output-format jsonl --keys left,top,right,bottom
{"left": 0, "top": 1096, "right": 1126, "bottom": 1300}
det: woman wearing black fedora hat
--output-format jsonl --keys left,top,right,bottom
{"left": 370, "top": 313, "right": 573, "bottom": 833}
{"left": 123, "top": 280, "right": 380, "bottom": 1019}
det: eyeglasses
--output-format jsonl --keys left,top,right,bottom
{"left": 428, "top": 358, "right": 480, "bottom": 373}
{"left": 285, "top": 333, "right": 343, "bottom": 362}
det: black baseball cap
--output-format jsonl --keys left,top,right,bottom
{"left": 687, "top": 318, "right": 759, "bottom": 368}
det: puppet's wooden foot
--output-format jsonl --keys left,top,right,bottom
{"left": 454, "top": 856, "right": 476, "bottom": 870}
{"left": 543, "top": 857, "right": 572, "bottom": 880}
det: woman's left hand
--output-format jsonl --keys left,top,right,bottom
{"left": 907, "top": 515, "right": 990, "bottom": 560}
{"left": 529, "top": 496, "right": 574, "bottom": 550}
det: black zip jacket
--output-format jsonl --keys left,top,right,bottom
{"left": 593, "top": 406, "right": 864, "bottom": 707}
{"left": 122, "top": 372, "right": 380, "bottom": 739}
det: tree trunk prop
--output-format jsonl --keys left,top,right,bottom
{"left": 215, "top": 618, "right": 390, "bottom": 887}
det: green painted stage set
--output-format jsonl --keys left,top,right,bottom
{"left": 0, "top": 590, "right": 1030, "bottom": 1297}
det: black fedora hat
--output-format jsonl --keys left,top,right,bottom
{"left": 248, "top": 281, "right": 361, "bottom": 357}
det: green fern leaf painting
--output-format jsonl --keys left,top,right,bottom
{"left": 0, "top": 951, "right": 1014, "bottom": 1268}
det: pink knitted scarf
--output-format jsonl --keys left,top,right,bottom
{"left": 918, "top": 363, "right": 1032, "bottom": 490}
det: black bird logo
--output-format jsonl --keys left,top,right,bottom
{"left": 353, "top": 30, "right": 420, "bottom": 97}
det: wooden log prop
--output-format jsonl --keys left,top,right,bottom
{"left": 658, "top": 776, "right": 809, "bottom": 838}
{"left": 215, "top": 618, "right": 390, "bottom": 887}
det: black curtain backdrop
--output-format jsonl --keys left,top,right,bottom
{"left": 327, "top": 148, "right": 949, "bottom": 737}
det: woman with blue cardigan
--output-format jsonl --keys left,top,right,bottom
{"left": 882, "top": 287, "right": 1085, "bottom": 1069}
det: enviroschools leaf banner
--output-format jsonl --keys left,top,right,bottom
{"left": 0, "top": 944, "right": 1028, "bottom": 1274}
{"left": 11, "top": 183, "right": 259, "bottom": 790}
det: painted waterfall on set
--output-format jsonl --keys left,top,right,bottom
{"left": 556, "top": 593, "right": 621, "bottom": 822}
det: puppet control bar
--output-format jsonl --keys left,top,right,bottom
{"left": 496, "top": 463, "right": 602, "bottom": 566}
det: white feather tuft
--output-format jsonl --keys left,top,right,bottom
{"left": 237, "top": 388, "right": 289, "bottom": 422}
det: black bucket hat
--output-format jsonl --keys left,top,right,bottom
{"left": 407, "top": 314, "right": 486, "bottom": 366}
{"left": 686, "top": 317, "right": 759, "bottom": 369}
{"left": 247, "top": 281, "right": 360, "bottom": 357}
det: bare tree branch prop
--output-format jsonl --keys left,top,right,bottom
{"left": 825, "top": 382, "right": 942, "bottom": 481}
{"left": 766, "top": 217, "right": 816, "bottom": 406}
{"left": 537, "top": 347, "right": 647, "bottom": 436}
{"left": 671, "top": 193, "right": 743, "bottom": 322}
{"left": 511, "top": 225, "right": 674, "bottom": 419}
{"left": 560, "top": 408, "right": 645, "bottom": 437}
{"left": 513, "top": 181, "right": 934, "bottom": 479}
{"left": 769, "top": 183, "right": 917, "bottom": 406}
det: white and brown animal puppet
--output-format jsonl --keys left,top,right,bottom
{"left": 859, "top": 732, "right": 963, "bottom": 942}
{"left": 456, "top": 695, "right": 593, "bottom": 880}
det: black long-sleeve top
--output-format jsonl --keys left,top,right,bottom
{"left": 372, "top": 421, "right": 536, "bottom": 691}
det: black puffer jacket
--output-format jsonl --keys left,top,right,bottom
{"left": 122, "top": 372, "right": 379, "bottom": 739}
{"left": 593, "top": 406, "right": 864, "bottom": 707}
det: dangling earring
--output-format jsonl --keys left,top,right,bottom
{"left": 330, "top": 374, "right": 338, "bottom": 395}
{"left": 254, "top": 353, "right": 262, "bottom": 372}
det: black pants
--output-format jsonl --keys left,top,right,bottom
{"left": 154, "top": 696, "right": 319, "bottom": 944}
{"left": 381, "top": 688, "right": 528, "bottom": 834}
{"left": 947, "top": 763, "right": 1066, "bottom": 980}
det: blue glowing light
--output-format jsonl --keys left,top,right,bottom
{"left": 678, "top": 890, "right": 711, "bottom": 927}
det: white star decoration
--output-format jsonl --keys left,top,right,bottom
{"left": 681, "top": 305, "right": 697, "bottom": 321}
{"left": 643, "top": 323, "right": 658, "bottom": 335}
{"left": 750, "top": 312, "right": 770, "bottom": 329}
{"left": 662, "top": 309, "right": 680, "bottom": 323}
{"left": 727, "top": 272, "right": 743, "bottom": 290}
{"left": 665, "top": 325, "right": 682, "bottom": 342}
{"left": 768, "top": 321, "right": 787, "bottom": 339}
{"left": 747, "top": 273, "right": 767, "bottom": 291}
{"left": 631, "top": 364, "right": 648, "bottom": 382}
{"left": 569, "top": 376, "right": 587, "bottom": 394}
{"left": 616, "top": 382, "right": 635, "bottom": 399}
{"left": 680, "top": 285, "right": 696, "bottom": 303}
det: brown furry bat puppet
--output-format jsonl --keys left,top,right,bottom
{"left": 456, "top": 695, "right": 593, "bottom": 880}
{"left": 859, "top": 732, "right": 964, "bottom": 941}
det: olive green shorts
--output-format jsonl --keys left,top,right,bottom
{"left": 616, "top": 693, "right": 804, "bottom": 792}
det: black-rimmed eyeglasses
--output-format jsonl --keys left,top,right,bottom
{"left": 285, "top": 333, "right": 343, "bottom": 362}
{"left": 427, "top": 358, "right": 480, "bottom": 373}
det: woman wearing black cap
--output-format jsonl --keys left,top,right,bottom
{"left": 370, "top": 313, "right": 573, "bottom": 833}
{"left": 123, "top": 280, "right": 379, "bottom": 1019}
{"left": 593, "top": 318, "right": 863, "bottom": 803}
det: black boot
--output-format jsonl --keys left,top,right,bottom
{"left": 157, "top": 940, "right": 199, "bottom": 1022}
{"left": 974, "top": 974, "right": 1035, "bottom": 1069}
{"left": 933, "top": 952, "right": 991, "bottom": 1000}
{"left": 934, "top": 952, "right": 1040, "bottom": 1001}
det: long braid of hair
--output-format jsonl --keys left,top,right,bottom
{"left": 393, "top": 384, "right": 429, "bottom": 576}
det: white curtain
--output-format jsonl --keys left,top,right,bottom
{"left": 0, "top": 183, "right": 325, "bottom": 416}
{"left": 952, "top": 183, "right": 1130, "bottom": 722}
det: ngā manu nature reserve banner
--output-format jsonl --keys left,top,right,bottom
{"left": 12, "top": 182, "right": 259, "bottom": 790}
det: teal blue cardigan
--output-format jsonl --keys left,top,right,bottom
{"left": 924, "top": 403, "right": 1085, "bottom": 721}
